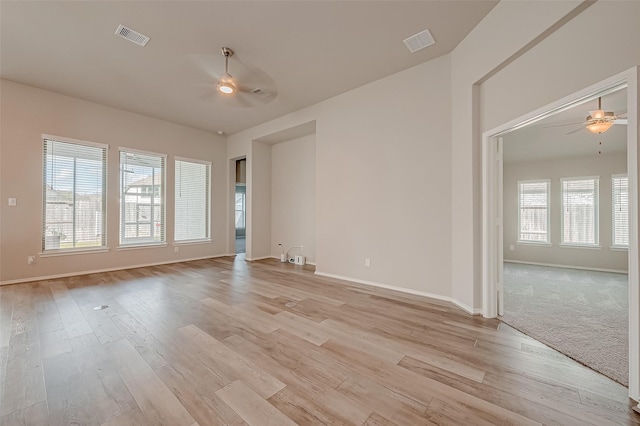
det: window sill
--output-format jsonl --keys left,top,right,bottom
{"left": 559, "top": 244, "right": 601, "bottom": 250}
{"left": 611, "top": 246, "right": 629, "bottom": 251}
{"left": 174, "top": 239, "right": 212, "bottom": 246}
{"left": 117, "top": 242, "right": 168, "bottom": 251}
{"left": 39, "top": 247, "right": 110, "bottom": 257}
{"left": 517, "top": 241, "right": 552, "bottom": 247}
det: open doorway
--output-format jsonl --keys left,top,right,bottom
{"left": 235, "top": 158, "right": 246, "bottom": 254}
{"left": 500, "top": 86, "right": 628, "bottom": 385}
{"left": 482, "top": 68, "right": 639, "bottom": 401}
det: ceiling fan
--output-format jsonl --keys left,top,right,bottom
{"left": 563, "top": 97, "right": 627, "bottom": 135}
{"left": 208, "top": 47, "right": 277, "bottom": 108}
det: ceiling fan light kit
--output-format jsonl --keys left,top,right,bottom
{"left": 585, "top": 97, "right": 617, "bottom": 134}
{"left": 217, "top": 47, "right": 237, "bottom": 95}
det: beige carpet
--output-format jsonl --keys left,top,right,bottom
{"left": 500, "top": 262, "right": 628, "bottom": 386}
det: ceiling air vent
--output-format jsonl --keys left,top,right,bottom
{"left": 403, "top": 29, "right": 435, "bottom": 53}
{"left": 115, "top": 24, "right": 150, "bottom": 47}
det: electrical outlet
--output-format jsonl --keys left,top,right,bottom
{"left": 174, "top": 246, "right": 179, "bottom": 253}
{"left": 27, "top": 256, "right": 36, "bottom": 265}
{"left": 510, "top": 244, "right": 515, "bottom": 251}
{"left": 365, "top": 258, "right": 371, "bottom": 267}
{"left": 8, "top": 198, "right": 17, "bottom": 206}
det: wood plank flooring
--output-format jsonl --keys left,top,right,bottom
{"left": 1, "top": 256, "right": 639, "bottom": 425}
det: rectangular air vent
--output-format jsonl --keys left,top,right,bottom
{"left": 115, "top": 24, "right": 150, "bottom": 47}
{"left": 403, "top": 29, "right": 435, "bottom": 53}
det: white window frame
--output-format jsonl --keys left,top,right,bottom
{"left": 118, "top": 147, "right": 167, "bottom": 248}
{"left": 560, "top": 176, "right": 600, "bottom": 248}
{"left": 612, "top": 174, "right": 629, "bottom": 249}
{"left": 517, "top": 179, "right": 551, "bottom": 245}
{"left": 174, "top": 157, "right": 212, "bottom": 243}
{"left": 41, "top": 134, "right": 109, "bottom": 255}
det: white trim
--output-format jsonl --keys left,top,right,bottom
{"left": 558, "top": 243, "right": 602, "bottom": 250}
{"left": 117, "top": 146, "right": 167, "bottom": 158}
{"left": 173, "top": 239, "right": 212, "bottom": 246}
{"left": 314, "top": 271, "right": 481, "bottom": 315}
{"left": 42, "top": 133, "right": 109, "bottom": 150}
{"left": 504, "top": 259, "right": 627, "bottom": 275}
{"left": 117, "top": 243, "right": 168, "bottom": 251}
{"left": 516, "top": 241, "right": 552, "bottom": 247}
{"left": 0, "top": 254, "right": 228, "bottom": 286}
{"left": 245, "top": 255, "right": 272, "bottom": 261}
{"left": 39, "top": 247, "right": 110, "bottom": 257}
{"left": 174, "top": 156, "right": 212, "bottom": 166}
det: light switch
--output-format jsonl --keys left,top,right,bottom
{"left": 8, "top": 198, "right": 16, "bottom": 206}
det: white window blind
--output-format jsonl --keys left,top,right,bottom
{"left": 561, "top": 177, "right": 599, "bottom": 246}
{"left": 518, "top": 180, "right": 550, "bottom": 243}
{"left": 612, "top": 175, "right": 629, "bottom": 248}
{"left": 119, "top": 150, "right": 165, "bottom": 245}
{"left": 43, "top": 138, "right": 107, "bottom": 251}
{"left": 175, "top": 159, "right": 211, "bottom": 241}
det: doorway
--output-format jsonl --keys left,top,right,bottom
{"left": 482, "top": 68, "right": 639, "bottom": 401}
{"left": 235, "top": 159, "right": 246, "bottom": 254}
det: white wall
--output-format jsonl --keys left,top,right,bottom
{"left": 271, "top": 134, "right": 316, "bottom": 264}
{"left": 0, "top": 80, "right": 228, "bottom": 283}
{"left": 229, "top": 55, "right": 453, "bottom": 300}
{"left": 503, "top": 153, "right": 628, "bottom": 272}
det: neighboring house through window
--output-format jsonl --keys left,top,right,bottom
{"left": 119, "top": 149, "right": 165, "bottom": 246}
{"left": 43, "top": 136, "right": 107, "bottom": 251}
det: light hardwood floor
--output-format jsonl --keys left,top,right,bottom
{"left": 1, "top": 256, "right": 639, "bottom": 425}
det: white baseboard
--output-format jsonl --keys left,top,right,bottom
{"left": 504, "top": 259, "right": 627, "bottom": 274}
{"left": 245, "top": 255, "right": 273, "bottom": 261}
{"left": 0, "top": 254, "right": 229, "bottom": 286}
{"left": 266, "top": 255, "right": 316, "bottom": 266}
{"left": 314, "top": 271, "right": 480, "bottom": 315}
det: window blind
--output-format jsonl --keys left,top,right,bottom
{"left": 561, "top": 177, "right": 599, "bottom": 246}
{"left": 43, "top": 138, "right": 107, "bottom": 251}
{"left": 518, "top": 180, "right": 550, "bottom": 243}
{"left": 175, "top": 159, "right": 210, "bottom": 241}
{"left": 119, "top": 150, "right": 165, "bottom": 245}
{"left": 612, "top": 175, "right": 629, "bottom": 247}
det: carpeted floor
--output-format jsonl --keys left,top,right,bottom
{"left": 501, "top": 262, "right": 629, "bottom": 386}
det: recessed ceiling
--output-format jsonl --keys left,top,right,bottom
{"left": 0, "top": 1, "right": 497, "bottom": 135}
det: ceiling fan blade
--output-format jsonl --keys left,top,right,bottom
{"left": 614, "top": 118, "right": 628, "bottom": 125}
{"left": 542, "top": 121, "right": 586, "bottom": 128}
{"left": 565, "top": 126, "right": 585, "bottom": 135}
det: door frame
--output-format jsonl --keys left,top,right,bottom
{"left": 481, "top": 67, "right": 639, "bottom": 402}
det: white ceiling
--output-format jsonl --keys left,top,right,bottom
{"left": 503, "top": 87, "right": 628, "bottom": 163}
{"left": 0, "top": 1, "right": 497, "bottom": 135}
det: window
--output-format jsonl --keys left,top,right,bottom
{"left": 235, "top": 184, "right": 246, "bottom": 230}
{"left": 561, "top": 177, "right": 599, "bottom": 246}
{"left": 43, "top": 137, "right": 107, "bottom": 251}
{"left": 175, "top": 158, "right": 211, "bottom": 241}
{"left": 612, "top": 175, "right": 629, "bottom": 248}
{"left": 518, "top": 180, "right": 550, "bottom": 243}
{"left": 119, "top": 149, "right": 165, "bottom": 246}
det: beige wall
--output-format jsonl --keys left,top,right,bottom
{"left": 271, "top": 134, "right": 316, "bottom": 264}
{"left": 0, "top": 80, "right": 227, "bottom": 283}
{"left": 503, "top": 153, "right": 628, "bottom": 272}
{"left": 229, "top": 55, "right": 453, "bottom": 300}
